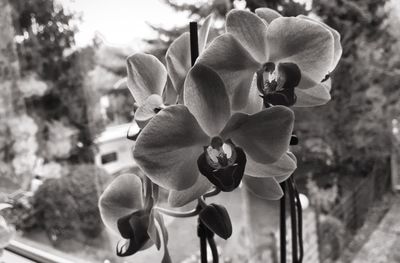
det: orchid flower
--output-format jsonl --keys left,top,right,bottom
{"left": 125, "top": 15, "right": 215, "bottom": 130}
{"left": 99, "top": 173, "right": 170, "bottom": 261}
{"left": 133, "top": 63, "right": 294, "bottom": 207}
{"left": 197, "top": 8, "right": 342, "bottom": 110}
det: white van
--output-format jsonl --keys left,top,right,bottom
{"left": 94, "top": 122, "right": 140, "bottom": 175}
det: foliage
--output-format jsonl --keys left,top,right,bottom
{"left": 10, "top": 0, "right": 98, "bottom": 163}
{"left": 85, "top": 45, "right": 135, "bottom": 125}
{"left": 6, "top": 114, "right": 39, "bottom": 188}
{"left": 19, "top": 164, "right": 110, "bottom": 244}
{"left": 306, "top": 176, "right": 338, "bottom": 213}
{"left": 17, "top": 73, "right": 48, "bottom": 98}
{"left": 319, "top": 214, "right": 345, "bottom": 262}
{"left": 297, "top": 0, "right": 400, "bottom": 175}
{"left": 147, "top": 0, "right": 309, "bottom": 58}
{"left": 44, "top": 120, "right": 77, "bottom": 159}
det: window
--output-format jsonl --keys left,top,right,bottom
{"left": 101, "top": 152, "right": 118, "bottom": 164}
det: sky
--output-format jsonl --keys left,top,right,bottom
{"left": 60, "top": 0, "right": 192, "bottom": 47}
{"left": 61, "top": 0, "right": 399, "bottom": 48}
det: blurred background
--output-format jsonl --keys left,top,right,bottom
{"left": 1, "top": 0, "right": 400, "bottom": 262}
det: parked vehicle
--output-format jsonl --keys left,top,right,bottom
{"left": 94, "top": 123, "right": 139, "bottom": 175}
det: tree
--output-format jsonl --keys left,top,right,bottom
{"left": 146, "top": 0, "right": 309, "bottom": 59}
{"left": 295, "top": 0, "right": 400, "bottom": 176}
{"left": 10, "top": 0, "right": 98, "bottom": 163}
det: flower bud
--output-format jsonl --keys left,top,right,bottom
{"left": 199, "top": 203, "right": 232, "bottom": 239}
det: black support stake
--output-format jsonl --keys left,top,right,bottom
{"left": 190, "top": 22, "right": 199, "bottom": 66}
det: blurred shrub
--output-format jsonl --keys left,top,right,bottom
{"left": 23, "top": 164, "right": 110, "bottom": 245}
{"left": 319, "top": 214, "right": 345, "bottom": 262}
{"left": 306, "top": 176, "right": 338, "bottom": 213}
{"left": 44, "top": 120, "right": 77, "bottom": 159}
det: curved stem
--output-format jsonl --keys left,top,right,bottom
{"left": 154, "top": 206, "right": 201, "bottom": 218}
{"left": 203, "top": 187, "right": 220, "bottom": 199}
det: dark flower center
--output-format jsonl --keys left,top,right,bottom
{"left": 205, "top": 137, "right": 237, "bottom": 169}
{"left": 198, "top": 138, "right": 246, "bottom": 192}
{"left": 257, "top": 62, "right": 301, "bottom": 107}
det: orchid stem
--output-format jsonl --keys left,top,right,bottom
{"left": 288, "top": 178, "right": 298, "bottom": 263}
{"left": 154, "top": 206, "right": 201, "bottom": 218}
{"left": 280, "top": 182, "right": 287, "bottom": 263}
{"left": 292, "top": 176, "right": 304, "bottom": 262}
{"left": 207, "top": 235, "right": 219, "bottom": 263}
{"left": 203, "top": 187, "right": 221, "bottom": 198}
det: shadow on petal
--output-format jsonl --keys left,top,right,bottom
{"left": 226, "top": 9, "right": 269, "bottom": 63}
{"left": 165, "top": 33, "right": 191, "bottom": 98}
{"left": 221, "top": 106, "right": 294, "bottom": 164}
{"left": 255, "top": 7, "right": 282, "bottom": 24}
{"left": 198, "top": 33, "right": 260, "bottom": 111}
{"left": 134, "top": 105, "right": 209, "bottom": 191}
{"left": 184, "top": 63, "right": 231, "bottom": 136}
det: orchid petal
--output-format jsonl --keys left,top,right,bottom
{"left": 245, "top": 152, "right": 297, "bottom": 178}
{"left": 297, "top": 15, "right": 342, "bottom": 71}
{"left": 275, "top": 173, "right": 291, "bottom": 183}
{"left": 235, "top": 74, "right": 263, "bottom": 115}
{"left": 99, "top": 173, "right": 143, "bottom": 235}
{"left": 295, "top": 79, "right": 332, "bottom": 107}
{"left": 162, "top": 78, "right": 179, "bottom": 105}
{"left": 184, "top": 63, "right": 231, "bottom": 136}
{"left": 134, "top": 105, "right": 209, "bottom": 190}
{"left": 165, "top": 33, "right": 191, "bottom": 98}
{"left": 226, "top": 10, "right": 269, "bottom": 63}
{"left": 127, "top": 53, "right": 167, "bottom": 105}
{"left": 135, "top": 94, "right": 164, "bottom": 128}
{"left": 242, "top": 176, "right": 283, "bottom": 200}
{"left": 168, "top": 175, "right": 213, "bottom": 207}
{"left": 267, "top": 17, "right": 334, "bottom": 88}
{"left": 198, "top": 14, "right": 214, "bottom": 53}
{"left": 220, "top": 106, "right": 294, "bottom": 164}
{"left": 255, "top": 8, "right": 282, "bottom": 24}
{"left": 198, "top": 33, "right": 260, "bottom": 111}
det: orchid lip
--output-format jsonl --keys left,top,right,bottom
{"left": 198, "top": 139, "right": 246, "bottom": 192}
{"left": 257, "top": 62, "right": 301, "bottom": 107}
{"left": 205, "top": 137, "right": 237, "bottom": 170}
{"left": 116, "top": 210, "right": 150, "bottom": 257}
